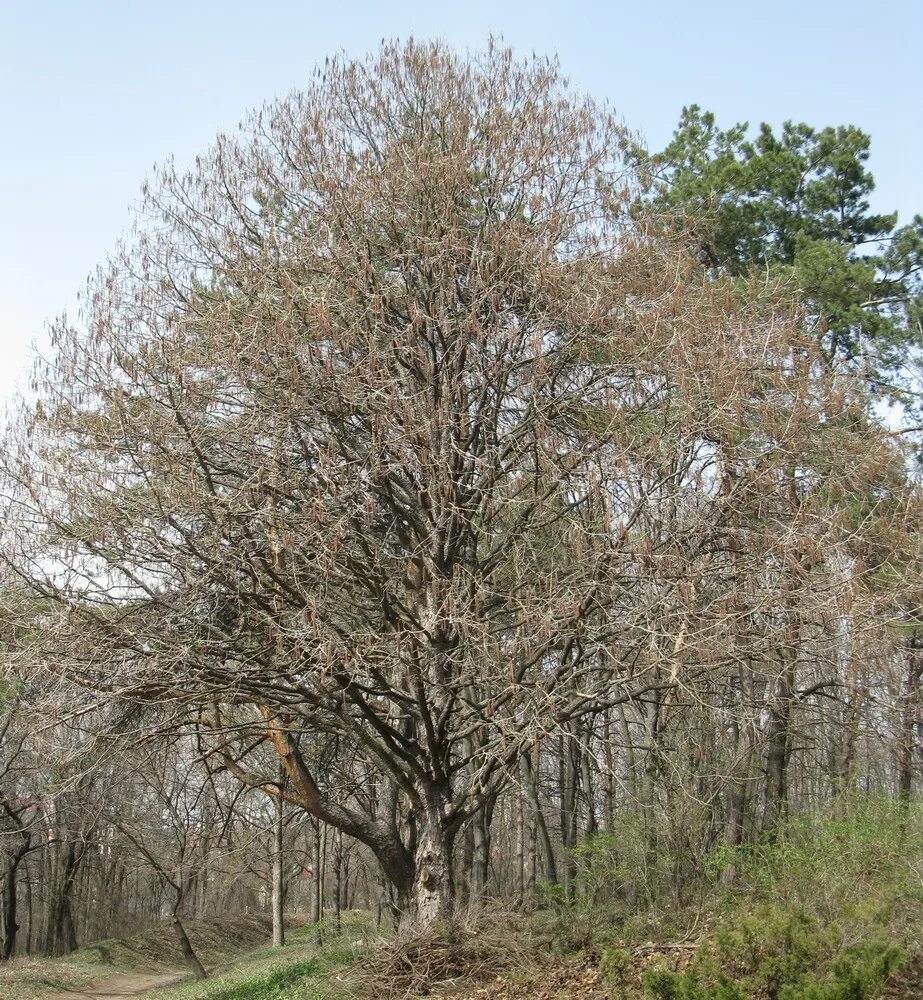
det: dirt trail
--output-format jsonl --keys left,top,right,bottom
{"left": 41, "top": 970, "right": 185, "bottom": 1000}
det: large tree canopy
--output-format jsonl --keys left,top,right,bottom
{"left": 3, "top": 42, "right": 916, "bottom": 927}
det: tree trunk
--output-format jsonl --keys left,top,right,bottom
{"left": 833, "top": 654, "right": 864, "bottom": 804}
{"left": 763, "top": 651, "right": 796, "bottom": 840}
{"left": 899, "top": 638, "right": 923, "bottom": 807}
{"left": 271, "top": 794, "right": 285, "bottom": 948}
{"left": 400, "top": 797, "right": 454, "bottom": 927}
{"left": 333, "top": 829, "right": 343, "bottom": 931}
{"left": 24, "top": 855, "right": 33, "bottom": 955}
{"left": 558, "top": 733, "right": 579, "bottom": 902}
{"left": 172, "top": 916, "right": 207, "bottom": 980}
{"left": 720, "top": 717, "right": 748, "bottom": 887}
{"left": 471, "top": 799, "right": 494, "bottom": 899}
{"left": 42, "top": 840, "right": 82, "bottom": 957}
{"left": 521, "top": 750, "right": 557, "bottom": 884}
{"left": 312, "top": 821, "right": 325, "bottom": 944}
{"left": 514, "top": 783, "right": 525, "bottom": 906}
{"left": 602, "top": 710, "right": 616, "bottom": 831}
{"left": 1, "top": 860, "right": 20, "bottom": 960}
{"left": 580, "top": 723, "right": 598, "bottom": 839}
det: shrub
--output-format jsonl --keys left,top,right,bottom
{"left": 643, "top": 966, "right": 745, "bottom": 1000}
{"left": 599, "top": 945, "right": 632, "bottom": 996}
{"left": 641, "top": 908, "right": 904, "bottom": 1000}
{"left": 706, "top": 798, "right": 923, "bottom": 929}
{"left": 711, "top": 905, "right": 838, "bottom": 996}
{"left": 778, "top": 940, "right": 905, "bottom": 1000}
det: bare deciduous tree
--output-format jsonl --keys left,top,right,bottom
{"left": 3, "top": 40, "right": 919, "bottom": 928}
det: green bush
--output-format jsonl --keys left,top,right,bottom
{"left": 570, "top": 815, "right": 675, "bottom": 907}
{"left": 643, "top": 966, "right": 745, "bottom": 1000}
{"left": 705, "top": 798, "right": 923, "bottom": 928}
{"left": 640, "top": 907, "right": 904, "bottom": 1000}
{"left": 599, "top": 945, "right": 632, "bottom": 996}
{"left": 556, "top": 800, "right": 918, "bottom": 999}
{"left": 711, "top": 905, "right": 838, "bottom": 996}
{"left": 779, "top": 940, "right": 905, "bottom": 1000}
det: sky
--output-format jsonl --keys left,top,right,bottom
{"left": 1, "top": 0, "right": 921, "bottom": 402}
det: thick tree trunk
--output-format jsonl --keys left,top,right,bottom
{"left": 0, "top": 830, "right": 31, "bottom": 961}
{"left": 400, "top": 797, "right": 454, "bottom": 927}
{"left": 62, "top": 899, "right": 78, "bottom": 954}
{"left": 42, "top": 840, "right": 82, "bottom": 957}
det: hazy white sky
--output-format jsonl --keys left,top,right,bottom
{"left": 2, "top": 0, "right": 921, "bottom": 402}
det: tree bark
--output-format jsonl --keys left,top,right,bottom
{"left": 1, "top": 860, "right": 20, "bottom": 960}
{"left": 514, "top": 783, "right": 525, "bottom": 906}
{"left": 400, "top": 795, "right": 454, "bottom": 927}
{"left": 558, "top": 732, "right": 579, "bottom": 901}
{"left": 471, "top": 799, "right": 494, "bottom": 899}
{"left": 763, "top": 650, "right": 796, "bottom": 840}
{"left": 333, "top": 829, "right": 343, "bottom": 931}
{"left": 899, "top": 638, "right": 923, "bottom": 806}
{"left": 271, "top": 793, "right": 285, "bottom": 948}
{"left": 312, "top": 821, "right": 325, "bottom": 944}
{"left": 521, "top": 750, "right": 557, "bottom": 885}
{"left": 42, "top": 839, "right": 83, "bottom": 957}
{"left": 172, "top": 916, "right": 207, "bottom": 980}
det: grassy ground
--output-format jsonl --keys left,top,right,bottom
{"left": 80, "top": 916, "right": 280, "bottom": 973}
{"left": 0, "top": 953, "right": 105, "bottom": 1000}
{"left": 0, "top": 916, "right": 283, "bottom": 1000}
{"left": 141, "top": 919, "right": 372, "bottom": 1000}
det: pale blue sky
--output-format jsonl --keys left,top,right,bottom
{"left": 1, "top": 1, "right": 921, "bottom": 400}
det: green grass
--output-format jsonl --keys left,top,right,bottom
{"left": 77, "top": 916, "right": 279, "bottom": 973}
{"left": 142, "top": 921, "right": 371, "bottom": 1000}
{"left": 0, "top": 918, "right": 371, "bottom": 1000}
{"left": 0, "top": 954, "right": 104, "bottom": 1000}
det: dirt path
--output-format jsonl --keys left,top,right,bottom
{"left": 41, "top": 970, "right": 186, "bottom": 1000}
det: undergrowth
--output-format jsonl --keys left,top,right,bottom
{"left": 559, "top": 798, "right": 923, "bottom": 1000}
{"left": 4, "top": 800, "right": 921, "bottom": 1000}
